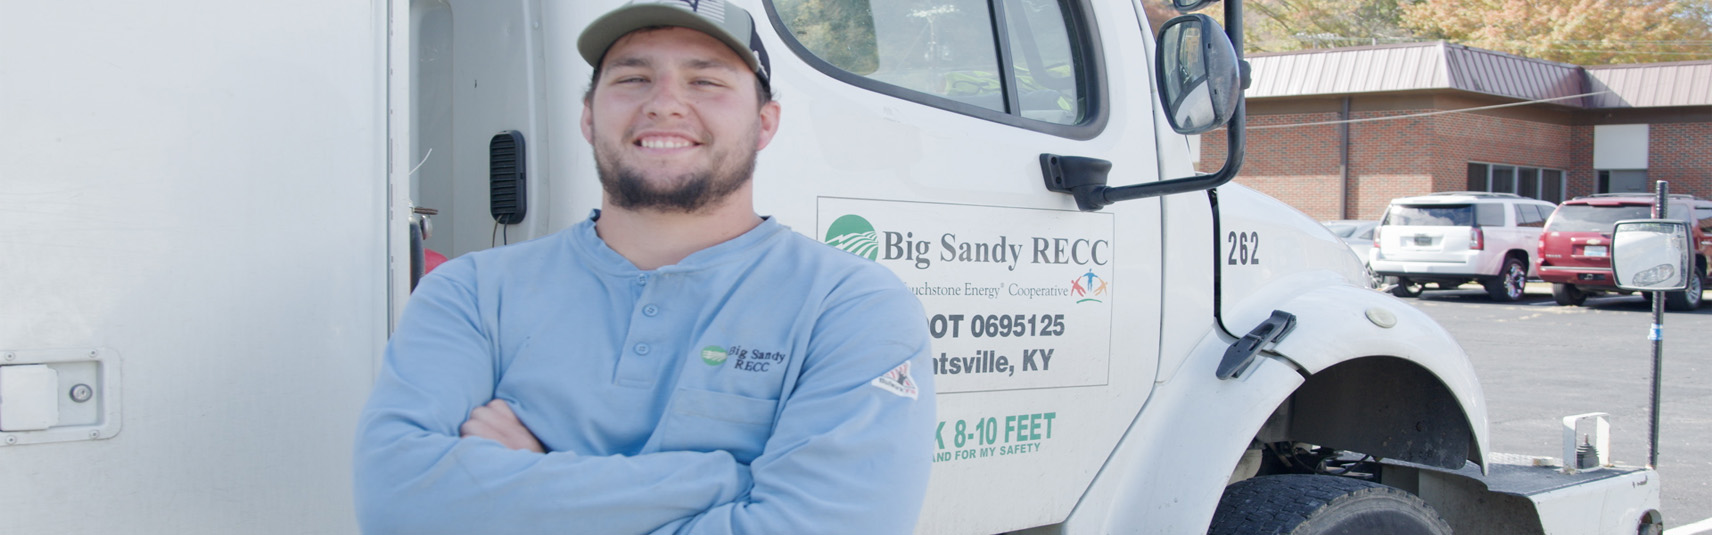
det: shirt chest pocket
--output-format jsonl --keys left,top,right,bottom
{"left": 653, "top": 387, "right": 779, "bottom": 465}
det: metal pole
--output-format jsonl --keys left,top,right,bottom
{"left": 1338, "top": 97, "right": 1350, "bottom": 219}
{"left": 1648, "top": 181, "right": 1668, "bottom": 469}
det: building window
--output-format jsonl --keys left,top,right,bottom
{"left": 1597, "top": 169, "right": 1650, "bottom": 194}
{"left": 1469, "top": 162, "right": 1566, "bottom": 202}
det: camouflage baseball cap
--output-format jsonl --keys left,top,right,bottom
{"left": 578, "top": 0, "right": 771, "bottom": 85}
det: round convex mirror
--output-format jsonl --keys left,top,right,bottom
{"left": 1610, "top": 219, "right": 1692, "bottom": 291}
{"left": 1155, "top": 14, "right": 1240, "bottom": 134}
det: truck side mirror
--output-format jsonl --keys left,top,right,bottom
{"left": 1042, "top": 8, "right": 1248, "bottom": 211}
{"left": 1156, "top": 14, "right": 1240, "bottom": 135}
{"left": 1610, "top": 219, "right": 1692, "bottom": 291}
{"left": 1169, "top": 0, "right": 1220, "bottom": 12}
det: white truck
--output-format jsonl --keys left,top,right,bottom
{"left": 0, "top": 0, "right": 1662, "bottom": 533}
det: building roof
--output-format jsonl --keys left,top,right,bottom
{"left": 1585, "top": 61, "right": 1712, "bottom": 107}
{"left": 1245, "top": 42, "right": 1712, "bottom": 109}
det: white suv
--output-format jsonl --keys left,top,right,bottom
{"left": 1370, "top": 192, "right": 1557, "bottom": 301}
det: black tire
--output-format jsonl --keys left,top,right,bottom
{"left": 1664, "top": 266, "right": 1704, "bottom": 311}
{"left": 1209, "top": 475, "right": 1452, "bottom": 535}
{"left": 1552, "top": 283, "right": 1587, "bottom": 306}
{"left": 1390, "top": 278, "right": 1423, "bottom": 298}
{"left": 1484, "top": 257, "right": 1527, "bottom": 302}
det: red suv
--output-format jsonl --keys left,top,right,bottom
{"left": 1536, "top": 194, "right": 1712, "bottom": 309}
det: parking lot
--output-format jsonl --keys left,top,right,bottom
{"left": 1402, "top": 282, "right": 1712, "bottom": 532}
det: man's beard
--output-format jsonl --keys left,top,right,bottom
{"left": 594, "top": 135, "right": 756, "bottom": 214}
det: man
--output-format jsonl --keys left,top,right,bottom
{"left": 352, "top": 0, "right": 936, "bottom": 533}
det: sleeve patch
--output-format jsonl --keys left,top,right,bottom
{"left": 870, "top": 362, "right": 919, "bottom": 400}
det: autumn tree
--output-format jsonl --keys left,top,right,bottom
{"left": 1244, "top": 0, "right": 1415, "bottom": 52}
{"left": 1400, "top": 0, "right": 1712, "bottom": 64}
{"left": 775, "top": 0, "right": 880, "bottom": 73}
{"left": 1145, "top": 0, "right": 1415, "bottom": 53}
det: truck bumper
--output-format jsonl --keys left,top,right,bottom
{"left": 1380, "top": 456, "right": 1660, "bottom": 535}
{"left": 1371, "top": 256, "right": 1493, "bottom": 279}
{"left": 1537, "top": 266, "right": 1617, "bottom": 288}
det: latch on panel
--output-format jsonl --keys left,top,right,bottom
{"left": 0, "top": 347, "right": 121, "bottom": 446}
{"left": 0, "top": 364, "right": 61, "bottom": 431}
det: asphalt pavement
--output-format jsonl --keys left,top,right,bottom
{"left": 1399, "top": 282, "right": 1711, "bottom": 532}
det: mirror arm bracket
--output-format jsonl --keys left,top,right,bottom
{"left": 1041, "top": 100, "right": 1246, "bottom": 212}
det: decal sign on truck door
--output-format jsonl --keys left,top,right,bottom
{"left": 818, "top": 197, "right": 1114, "bottom": 393}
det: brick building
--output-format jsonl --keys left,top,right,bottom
{"left": 1202, "top": 42, "right": 1712, "bottom": 221}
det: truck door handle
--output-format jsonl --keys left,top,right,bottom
{"left": 1217, "top": 310, "right": 1296, "bottom": 380}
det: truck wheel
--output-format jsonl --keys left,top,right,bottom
{"left": 1552, "top": 283, "right": 1587, "bottom": 306}
{"left": 1208, "top": 475, "right": 1451, "bottom": 535}
{"left": 1484, "top": 257, "right": 1527, "bottom": 302}
{"left": 1664, "top": 266, "right": 1704, "bottom": 311}
{"left": 1390, "top": 278, "right": 1423, "bottom": 298}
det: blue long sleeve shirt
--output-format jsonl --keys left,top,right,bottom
{"left": 354, "top": 213, "right": 936, "bottom": 534}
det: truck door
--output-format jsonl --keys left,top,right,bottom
{"left": 752, "top": 0, "right": 1166, "bottom": 531}
{"left": 390, "top": 0, "right": 578, "bottom": 324}
{"left": 403, "top": 0, "right": 1168, "bottom": 531}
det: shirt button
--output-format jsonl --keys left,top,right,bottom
{"left": 635, "top": 274, "right": 648, "bottom": 286}
{"left": 634, "top": 343, "right": 650, "bottom": 355}
{"left": 642, "top": 304, "right": 659, "bottom": 317}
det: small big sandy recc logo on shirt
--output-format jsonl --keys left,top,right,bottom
{"left": 824, "top": 214, "right": 879, "bottom": 261}
{"left": 700, "top": 345, "right": 729, "bottom": 366}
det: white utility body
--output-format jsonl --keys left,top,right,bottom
{"left": 0, "top": 0, "right": 1660, "bottom": 533}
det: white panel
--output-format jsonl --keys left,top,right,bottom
{"left": 1594, "top": 124, "right": 1649, "bottom": 169}
{"left": 0, "top": 0, "right": 388, "bottom": 532}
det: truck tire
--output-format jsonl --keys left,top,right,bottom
{"left": 1484, "top": 257, "right": 1527, "bottom": 302}
{"left": 1552, "top": 283, "right": 1587, "bottom": 306}
{"left": 1208, "top": 475, "right": 1451, "bottom": 535}
{"left": 1664, "top": 266, "right": 1704, "bottom": 311}
{"left": 1390, "top": 278, "right": 1423, "bottom": 298}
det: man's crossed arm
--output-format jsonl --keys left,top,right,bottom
{"left": 353, "top": 262, "right": 936, "bottom": 534}
{"left": 461, "top": 399, "right": 544, "bottom": 453}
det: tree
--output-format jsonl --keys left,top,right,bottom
{"left": 776, "top": 0, "right": 880, "bottom": 74}
{"left": 1244, "top": 0, "right": 1416, "bottom": 52}
{"left": 1145, "top": 0, "right": 1416, "bottom": 53}
{"left": 1400, "top": 0, "right": 1712, "bottom": 64}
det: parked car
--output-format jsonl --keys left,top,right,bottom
{"left": 1369, "top": 192, "right": 1557, "bottom": 301}
{"left": 1322, "top": 220, "right": 1381, "bottom": 287}
{"left": 1536, "top": 194, "right": 1712, "bottom": 310}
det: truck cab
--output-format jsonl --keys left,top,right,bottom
{"left": 0, "top": 0, "right": 1660, "bottom": 533}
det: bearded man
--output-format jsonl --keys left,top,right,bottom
{"left": 353, "top": 0, "right": 936, "bottom": 533}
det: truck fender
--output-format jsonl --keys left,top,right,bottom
{"left": 1065, "top": 287, "right": 1490, "bottom": 533}
{"left": 1262, "top": 282, "right": 1490, "bottom": 471}
{"left": 1063, "top": 328, "right": 1304, "bottom": 534}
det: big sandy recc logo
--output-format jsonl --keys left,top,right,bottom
{"left": 1071, "top": 270, "right": 1108, "bottom": 303}
{"left": 700, "top": 346, "right": 729, "bottom": 366}
{"left": 824, "top": 214, "right": 880, "bottom": 261}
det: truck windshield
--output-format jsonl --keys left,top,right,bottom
{"left": 1383, "top": 204, "right": 1474, "bottom": 226}
{"left": 1547, "top": 205, "right": 1653, "bottom": 233}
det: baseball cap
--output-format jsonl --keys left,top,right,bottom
{"left": 578, "top": 0, "right": 771, "bottom": 86}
